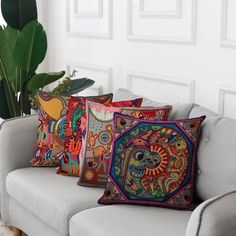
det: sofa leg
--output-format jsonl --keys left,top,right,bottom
{"left": 13, "top": 227, "right": 22, "bottom": 236}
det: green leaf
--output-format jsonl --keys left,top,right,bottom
{"left": 3, "top": 26, "right": 20, "bottom": 51}
{"left": 28, "top": 71, "right": 66, "bottom": 91}
{"left": 0, "top": 80, "right": 10, "bottom": 119}
{"left": 2, "top": 79, "right": 20, "bottom": 117}
{"left": 62, "top": 78, "right": 95, "bottom": 96}
{"left": 19, "top": 82, "right": 31, "bottom": 115}
{"left": 10, "top": 68, "right": 28, "bottom": 93}
{"left": 1, "top": 0, "right": 38, "bottom": 30}
{"left": 1, "top": 26, "right": 28, "bottom": 92}
{"left": 14, "top": 21, "right": 47, "bottom": 76}
{"left": 0, "top": 26, "right": 14, "bottom": 81}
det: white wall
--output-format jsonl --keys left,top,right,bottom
{"left": 0, "top": 0, "right": 5, "bottom": 25}
{"left": 41, "top": 0, "right": 236, "bottom": 119}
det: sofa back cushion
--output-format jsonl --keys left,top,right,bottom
{"left": 114, "top": 88, "right": 195, "bottom": 120}
{"left": 189, "top": 106, "right": 236, "bottom": 201}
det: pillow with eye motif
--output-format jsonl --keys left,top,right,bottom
{"left": 78, "top": 102, "right": 172, "bottom": 187}
{"left": 58, "top": 97, "right": 143, "bottom": 176}
{"left": 98, "top": 113, "right": 205, "bottom": 209}
{"left": 31, "top": 92, "right": 113, "bottom": 167}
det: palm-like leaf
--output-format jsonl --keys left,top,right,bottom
{"left": 0, "top": 81, "right": 10, "bottom": 119}
{"left": 14, "top": 20, "right": 47, "bottom": 76}
{"left": 1, "top": 0, "right": 37, "bottom": 30}
{"left": 2, "top": 79, "right": 20, "bottom": 117}
{"left": 62, "top": 78, "right": 95, "bottom": 96}
{"left": 28, "top": 71, "right": 66, "bottom": 91}
{"left": 3, "top": 26, "right": 19, "bottom": 51}
{"left": 3, "top": 26, "right": 26, "bottom": 92}
{"left": 19, "top": 82, "right": 31, "bottom": 115}
{"left": 0, "top": 26, "right": 14, "bottom": 81}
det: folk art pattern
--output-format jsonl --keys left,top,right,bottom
{"left": 74, "top": 98, "right": 143, "bottom": 179}
{"left": 57, "top": 94, "right": 113, "bottom": 176}
{"left": 98, "top": 113, "right": 205, "bottom": 209}
{"left": 32, "top": 92, "right": 69, "bottom": 166}
{"left": 32, "top": 93, "right": 113, "bottom": 167}
{"left": 78, "top": 102, "right": 172, "bottom": 187}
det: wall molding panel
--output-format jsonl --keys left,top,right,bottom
{"left": 221, "top": 0, "right": 236, "bottom": 48}
{"left": 218, "top": 84, "right": 236, "bottom": 116}
{"left": 74, "top": 0, "right": 103, "bottom": 18}
{"left": 66, "top": 62, "right": 113, "bottom": 94}
{"left": 127, "top": 71, "right": 195, "bottom": 103}
{"left": 127, "top": 0, "right": 197, "bottom": 44}
{"left": 139, "top": 0, "right": 182, "bottom": 19}
{"left": 66, "top": 0, "right": 113, "bottom": 39}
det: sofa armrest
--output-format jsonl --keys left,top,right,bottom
{"left": 0, "top": 115, "right": 37, "bottom": 222}
{"left": 185, "top": 191, "right": 236, "bottom": 236}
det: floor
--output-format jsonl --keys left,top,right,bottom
{"left": 0, "top": 221, "right": 11, "bottom": 236}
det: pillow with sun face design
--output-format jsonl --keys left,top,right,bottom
{"left": 98, "top": 113, "right": 205, "bottom": 209}
{"left": 78, "top": 102, "right": 172, "bottom": 187}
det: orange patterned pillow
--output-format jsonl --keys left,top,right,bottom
{"left": 78, "top": 101, "right": 172, "bottom": 187}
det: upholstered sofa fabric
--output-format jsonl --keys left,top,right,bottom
{"left": 9, "top": 199, "right": 62, "bottom": 236}
{"left": 186, "top": 191, "right": 236, "bottom": 236}
{"left": 0, "top": 89, "right": 236, "bottom": 236}
{"left": 6, "top": 168, "right": 104, "bottom": 235}
{"left": 0, "top": 115, "right": 38, "bottom": 223}
{"left": 189, "top": 106, "right": 236, "bottom": 201}
{"left": 70, "top": 205, "right": 191, "bottom": 236}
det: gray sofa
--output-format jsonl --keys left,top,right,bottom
{"left": 0, "top": 88, "right": 236, "bottom": 236}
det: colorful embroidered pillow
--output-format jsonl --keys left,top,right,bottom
{"left": 105, "top": 99, "right": 143, "bottom": 108}
{"left": 58, "top": 97, "right": 143, "bottom": 176}
{"left": 32, "top": 92, "right": 113, "bottom": 167}
{"left": 78, "top": 102, "right": 172, "bottom": 187}
{"left": 57, "top": 94, "right": 114, "bottom": 176}
{"left": 98, "top": 113, "right": 205, "bottom": 209}
{"left": 31, "top": 92, "right": 69, "bottom": 167}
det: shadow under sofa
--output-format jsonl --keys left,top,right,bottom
{"left": 0, "top": 88, "right": 236, "bottom": 236}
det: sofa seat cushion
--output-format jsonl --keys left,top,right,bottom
{"left": 6, "top": 168, "right": 104, "bottom": 235}
{"left": 70, "top": 205, "right": 192, "bottom": 236}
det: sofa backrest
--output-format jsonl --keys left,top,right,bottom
{"left": 189, "top": 106, "right": 236, "bottom": 201}
{"left": 114, "top": 88, "right": 195, "bottom": 120}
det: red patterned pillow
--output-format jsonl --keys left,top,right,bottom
{"left": 105, "top": 99, "right": 143, "bottom": 108}
{"left": 57, "top": 97, "right": 143, "bottom": 176}
{"left": 57, "top": 94, "right": 113, "bottom": 175}
{"left": 78, "top": 102, "right": 172, "bottom": 187}
{"left": 98, "top": 113, "right": 205, "bottom": 209}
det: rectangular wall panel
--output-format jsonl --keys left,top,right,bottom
{"left": 127, "top": 71, "right": 195, "bottom": 103}
{"left": 127, "top": 0, "right": 197, "bottom": 44}
{"left": 219, "top": 85, "right": 236, "bottom": 119}
{"left": 139, "top": 0, "right": 182, "bottom": 18}
{"left": 66, "top": 62, "right": 113, "bottom": 96}
{"left": 74, "top": 0, "right": 103, "bottom": 18}
{"left": 66, "top": 0, "right": 112, "bottom": 38}
{"left": 221, "top": 0, "right": 236, "bottom": 48}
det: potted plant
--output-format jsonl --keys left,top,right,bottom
{"left": 0, "top": 0, "right": 94, "bottom": 119}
